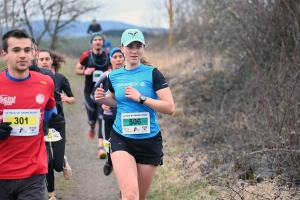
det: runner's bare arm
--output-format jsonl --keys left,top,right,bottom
{"left": 124, "top": 86, "right": 175, "bottom": 115}
{"left": 61, "top": 93, "right": 75, "bottom": 104}
{"left": 75, "top": 62, "right": 85, "bottom": 75}
{"left": 104, "top": 92, "right": 117, "bottom": 107}
{"left": 146, "top": 87, "right": 175, "bottom": 115}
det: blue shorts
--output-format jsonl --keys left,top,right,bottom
{"left": 110, "top": 129, "right": 163, "bottom": 166}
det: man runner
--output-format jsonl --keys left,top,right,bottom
{"left": 0, "top": 29, "right": 58, "bottom": 200}
{"left": 75, "top": 32, "right": 110, "bottom": 158}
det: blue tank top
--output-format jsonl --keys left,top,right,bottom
{"left": 109, "top": 64, "right": 160, "bottom": 139}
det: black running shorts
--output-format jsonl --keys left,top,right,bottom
{"left": 110, "top": 129, "right": 163, "bottom": 166}
{"left": 0, "top": 174, "right": 46, "bottom": 200}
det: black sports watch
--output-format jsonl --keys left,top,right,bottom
{"left": 139, "top": 94, "right": 147, "bottom": 104}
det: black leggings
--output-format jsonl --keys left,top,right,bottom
{"left": 102, "top": 118, "right": 114, "bottom": 140}
{"left": 103, "top": 118, "right": 114, "bottom": 165}
{"left": 46, "top": 121, "right": 66, "bottom": 193}
{"left": 84, "top": 92, "right": 103, "bottom": 139}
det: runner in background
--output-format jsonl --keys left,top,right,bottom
{"left": 0, "top": 29, "right": 57, "bottom": 200}
{"left": 94, "top": 29, "right": 175, "bottom": 200}
{"left": 91, "top": 47, "right": 125, "bottom": 176}
{"left": 102, "top": 34, "right": 111, "bottom": 54}
{"left": 87, "top": 18, "right": 102, "bottom": 35}
{"left": 75, "top": 32, "right": 110, "bottom": 159}
{"left": 29, "top": 37, "right": 63, "bottom": 114}
{"left": 37, "top": 48, "right": 74, "bottom": 200}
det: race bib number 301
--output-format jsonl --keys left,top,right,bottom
{"left": 3, "top": 109, "right": 40, "bottom": 136}
{"left": 121, "top": 112, "right": 150, "bottom": 134}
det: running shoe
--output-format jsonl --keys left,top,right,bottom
{"left": 103, "top": 163, "right": 113, "bottom": 176}
{"left": 88, "top": 125, "right": 96, "bottom": 139}
{"left": 62, "top": 155, "right": 72, "bottom": 180}
{"left": 49, "top": 197, "right": 61, "bottom": 200}
{"left": 97, "top": 147, "right": 106, "bottom": 159}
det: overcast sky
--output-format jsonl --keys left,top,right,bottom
{"left": 78, "top": 0, "right": 169, "bottom": 29}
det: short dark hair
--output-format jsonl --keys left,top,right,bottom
{"left": 2, "top": 29, "right": 32, "bottom": 52}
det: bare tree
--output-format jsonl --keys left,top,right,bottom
{"left": 20, "top": 0, "right": 102, "bottom": 49}
{"left": 0, "top": 0, "right": 22, "bottom": 29}
{"left": 165, "top": 0, "right": 175, "bottom": 45}
{"left": 46, "top": 0, "right": 102, "bottom": 50}
{"left": 0, "top": 0, "right": 23, "bottom": 49}
{"left": 1, "top": 0, "right": 23, "bottom": 30}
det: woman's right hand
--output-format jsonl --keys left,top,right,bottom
{"left": 94, "top": 83, "right": 105, "bottom": 102}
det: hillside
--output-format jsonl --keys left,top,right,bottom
{"left": 19, "top": 20, "right": 167, "bottom": 40}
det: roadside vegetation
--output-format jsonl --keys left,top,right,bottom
{"left": 1, "top": 1, "right": 300, "bottom": 199}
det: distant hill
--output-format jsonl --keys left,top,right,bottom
{"left": 20, "top": 20, "right": 167, "bottom": 40}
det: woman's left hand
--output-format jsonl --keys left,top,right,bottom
{"left": 124, "top": 86, "right": 140, "bottom": 102}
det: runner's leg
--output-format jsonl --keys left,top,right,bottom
{"left": 84, "top": 92, "right": 98, "bottom": 138}
{"left": 137, "top": 164, "right": 157, "bottom": 200}
{"left": 0, "top": 179, "right": 15, "bottom": 200}
{"left": 17, "top": 175, "right": 46, "bottom": 200}
{"left": 103, "top": 118, "right": 114, "bottom": 175}
{"left": 104, "top": 118, "right": 114, "bottom": 165}
{"left": 110, "top": 130, "right": 139, "bottom": 199}
{"left": 52, "top": 120, "right": 66, "bottom": 172}
{"left": 97, "top": 106, "right": 106, "bottom": 158}
{"left": 111, "top": 151, "right": 139, "bottom": 200}
{"left": 46, "top": 142, "right": 55, "bottom": 194}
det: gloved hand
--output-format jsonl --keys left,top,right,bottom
{"left": 0, "top": 122, "right": 13, "bottom": 140}
{"left": 48, "top": 113, "right": 65, "bottom": 134}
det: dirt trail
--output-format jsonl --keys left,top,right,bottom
{"left": 52, "top": 68, "right": 120, "bottom": 200}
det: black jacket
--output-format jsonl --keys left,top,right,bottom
{"left": 87, "top": 24, "right": 102, "bottom": 33}
{"left": 29, "top": 63, "right": 64, "bottom": 136}
{"left": 29, "top": 63, "right": 63, "bottom": 113}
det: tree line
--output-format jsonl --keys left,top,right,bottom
{"left": 0, "top": 0, "right": 102, "bottom": 49}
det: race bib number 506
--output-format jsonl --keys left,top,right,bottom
{"left": 121, "top": 112, "right": 150, "bottom": 134}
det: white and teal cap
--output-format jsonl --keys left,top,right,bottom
{"left": 121, "top": 29, "right": 145, "bottom": 46}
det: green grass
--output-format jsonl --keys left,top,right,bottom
{"left": 148, "top": 178, "right": 223, "bottom": 200}
{"left": 0, "top": 60, "right": 6, "bottom": 71}
{"left": 40, "top": 35, "right": 121, "bottom": 57}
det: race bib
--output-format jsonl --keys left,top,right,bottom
{"left": 3, "top": 109, "right": 40, "bottom": 136}
{"left": 93, "top": 70, "right": 103, "bottom": 82}
{"left": 103, "top": 140, "right": 110, "bottom": 153}
{"left": 121, "top": 112, "right": 150, "bottom": 134}
{"left": 44, "top": 128, "right": 62, "bottom": 142}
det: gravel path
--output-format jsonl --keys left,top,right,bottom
{"left": 51, "top": 70, "right": 120, "bottom": 200}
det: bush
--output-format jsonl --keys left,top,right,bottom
{"left": 173, "top": 0, "right": 300, "bottom": 189}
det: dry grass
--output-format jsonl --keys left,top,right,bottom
{"left": 143, "top": 48, "right": 300, "bottom": 199}
{"left": 225, "top": 180, "right": 300, "bottom": 200}
{"left": 143, "top": 49, "right": 230, "bottom": 199}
